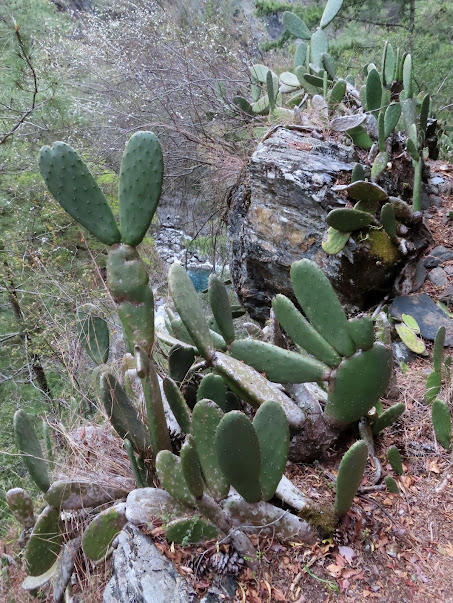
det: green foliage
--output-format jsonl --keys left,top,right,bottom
{"left": 335, "top": 440, "right": 368, "bottom": 519}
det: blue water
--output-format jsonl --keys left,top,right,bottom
{"left": 187, "top": 269, "right": 212, "bottom": 292}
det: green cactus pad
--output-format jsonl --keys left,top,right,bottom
{"left": 192, "top": 400, "right": 229, "bottom": 500}
{"left": 346, "top": 125, "right": 373, "bottom": 150}
{"left": 387, "top": 445, "right": 403, "bottom": 475}
{"left": 403, "top": 54, "right": 413, "bottom": 98}
{"left": 433, "top": 326, "right": 446, "bottom": 373}
{"left": 425, "top": 370, "right": 442, "bottom": 404}
{"left": 406, "top": 137, "right": 419, "bottom": 161}
{"left": 328, "top": 79, "right": 346, "bottom": 110}
{"left": 164, "top": 517, "right": 218, "bottom": 544}
{"left": 294, "top": 42, "right": 307, "bottom": 68}
{"left": 25, "top": 506, "right": 62, "bottom": 576}
{"left": 156, "top": 450, "right": 196, "bottom": 506}
{"left": 395, "top": 323, "right": 426, "bottom": 355}
{"left": 432, "top": 399, "right": 451, "bottom": 449}
{"left": 303, "top": 73, "right": 324, "bottom": 88}
{"left": 326, "top": 208, "right": 373, "bottom": 232}
{"left": 168, "top": 344, "right": 196, "bottom": 382}
{"left": 383, "top": 43, "right": 395, "bottom": 86}
{"left": 76, "top": 304, "right": 109, "bottom": 365}
{"left": 142, "top": 360, "right": 172, "bottom": 457}
{"left": 118, "top": 132, "right": 163, "bottom": 246}
{"left": 347, "top": 316, "right": 374, "bottom": 351}
{"left": 252, "top": 95, "right": 270, "bottom": 115}
{"left": 225, "top": 391, "right": 241, "bottom": 412}
{"left": 250, "top": 64, "right": 273, "bottom": 84}
{"left": 107, "top": 244, "right": 154, "bottom": 353}
{"left": 100, "top": 372, "right": 152, "bottom": 456}
{"left": 45, "top": 480, "right": 128, "bottom": 510}
{"left": 229, "top": 339, "right": 330, "bottom": 384}
{"left": 366, "top": 69, "right": 382, "bottom": 113}
{"left": 310, "top": 28, "right": 328, "bottom": 69}
{"left": 253, "top": 401, "right": 290, "bottom": 501}
{"left": 208, "top": 274, "right": 235, "bottom": 345}
{"left": 180, "top": 435, "right": 204, "bottom": 499}
{"left": 39, "top": 142, "right": 120, "bottom": 245}
{"left": 82, "top": 503, "right": 127, "bottom": 561}
{"left": 380, "top": 203, "right": 398, "bottom": 242}
{"left": 197, "top": 374, "right": 227, "bottom": 411}
{"left": 267, "top": 70, "right": 276, "bottom": 112}
{"left": 273, "top": 294, "right": 341, "bottom": 367}
{"left": 333, "top": 181, "right": 388, "bottom": 203}
{"left": 13, "top": 410, "right": 50, "bottom": 493}
{"left": 163, "top": 377, "right": 192, "bottom": 434}
{"left": 124, "top": 439, "right": 146, "bottom": 488}
{"left": 282, "top": 12, "right": 311, "bottom": 39}
{"left": 322, "top": 53, "right": 337, "bottom": 81}
{"left": 212, "top": 352, "right": 305, "bottom": 429}
{"left": 320, "top": 0, "right": 343, "bottom": 28}
{"left": 419, "top": 94, "right": 430, "bottom": 139}
{"left": 280, "top": 71, "right": 299, "bottom": 88}
{"left": 351, "top": 164, "right": 365, "bottom": 183}
{"left": 384, "top": 102, "right": 401, "bottom": 138}
{"left": 168, "top": 263, "right": 214, "bottom": 360}
{"left": 371, "top": 403, "right": 405, "bottom": 435}
{"left": 371, "top": 151, "right": 388, "bottom": 181}
{"left": 6, "top": 488, "right": 35, "bottom": 528}
{"left": 385, "top": 476, "right": 400, "bottom": 493}
{"left": 232, "top": 96, "right": 254, "bottom": 116}
{"left": 216, "top": 411, "right": 262, "bottom": 503}
{"left": 290, "top": 259, "right": 356, "bottom": 358}
{"left": 325, "top": 344, "right": 393, "bottom": 424}
{"left": 322, "top": 227, "right": 350, "bottom": 255}
{"left": 334, "top": 440, "right": 368, "bottom": 518}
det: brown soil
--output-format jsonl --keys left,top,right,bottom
{"left": 1, "top": 162, "right": 452, "bottom": 603}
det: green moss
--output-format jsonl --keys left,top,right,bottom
{"left": 367, "top": 229, "right": 399, "bottom": 264}
{"left": 299, "top": 503, "right": 336, "bottom": 538}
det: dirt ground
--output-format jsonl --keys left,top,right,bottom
{"left": 1, "top": 161, "right": 452, "bottom": 603}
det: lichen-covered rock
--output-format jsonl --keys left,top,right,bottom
{"left": 125, "top": 488, "right": 192, "bottom": 526}
{"left": 228, "top": 128, "right": 431, "bottom": 321}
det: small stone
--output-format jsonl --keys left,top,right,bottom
{"left": 424, "top": 246, "right": 453, "bottom": 268}
{"left": 390, "top": 293, "right": 453, "bottom": 345}
{"left": 428, "top": 267, "right": 449, "bottom": 287}
{"left": 439, "top": 180, "right": 452, "bottom": 196}
{"left": 427, "top": 185, "right": 439, "bottom": 195}
{"left": 430, "top": 176, "right": 445, "bottom": 186}
{"left": 439, "top": 285, "right": 453, "bottom": 306}
{"left": 413, "top": 260, "right": 427, "bottom": 291}
{"left": 444, "top": 265, "right": 453, "bottom": 276}
{"left": 430, "top": 195, "right": 442, "bottom": 208}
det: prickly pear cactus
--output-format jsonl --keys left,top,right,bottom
{"left": 25, "top": 506, "right": 62, "bottom": 576}
{"left": 6, "top": 488, "right": 35, "bottom": 528}
{"left": 82, "top": 503, "right": 127, "bottom": 561}
{"left": 13, "top": 409, "right": 50, "bottom": 493}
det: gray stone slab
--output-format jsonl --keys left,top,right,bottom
{"left": 390, "top": 293, "right": 453, "bottom": 345}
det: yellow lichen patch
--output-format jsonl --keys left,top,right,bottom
{"left": 367, "top": 229, "right": 399, "bottom": 264}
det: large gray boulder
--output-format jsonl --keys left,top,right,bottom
{"left": 228, "top": 127, "right": 431, "bottom": 322}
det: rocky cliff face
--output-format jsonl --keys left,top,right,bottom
{"left": 228, "top": 127, "right": 431, "bottom": 323}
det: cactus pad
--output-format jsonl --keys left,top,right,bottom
{"left": 290, "top": 259, "right": 356, "bottom": 357}
{"left": 13, "top": 409, "right": 50, "bottom": 493}
{"left": 76, "top": 304, "right": 109, "bottom": 365}
{"left": 432, "top": 399, "right": 451, "bottom": 449}
{"left": 273, "top": 294, "right": 341, "bottom": 367}
{"left": 163, "top": 377, "right": 192, "bottom": 434}
{"left": 208, "top": 274, "right": 235, "bottom": 345}
{"left": 282, "top": 12, "right": 311, "bottom": 39}
{"left": 320, "top": 0, "right": 343, "bottom": 28}
{"left": 25, "top": 506, "right": 62, "bottom": 576}
{"left": 325, "top": 344, "right": 393, "bottom": 424}
{"left": 100, "top": 372, "right": 152, "bottom": 456}
{"left": 192, "top": 400, "right": 229, "bottom": 500}
{"left": 45, "top": 480, "right": 129, "bottom": 510}
{"left": 229, "top": 339, "right": 329, "bottom": 384}
{"left": 197, "top": 373, "right": 227, "bottom": 411}
{"left": 387, "top": 445, "right": 403, "bottom": 475}
{"left": 322, "top": 227, "right": 350, "bottom": 255}
{"left": 347, "top": 316, "right": 374, "bottom": 351}
{"left": 371, "top": 403, "right": 405, "bottom": 435}
{"left": 164, "top": 517, "right": 218, "bottom": 544}
{"left": 82, "top": 503, "right": 127, "bottom": 561}
{"left": 39, "top": 142, "right": 120, "bottom": 245}
{"left": 118, "top": 131, "right": 163, "bottom": 246}
{"left": 253, "top": 401, "right": 290, "bottom": 501}
{"left": 334, "top": 440, "right": 368, "bottom": 518}
{"left": 326, "top": 208, "right": 373, "bottom": 232}
{"left": 385, "top": 476, "right": 400, "bottom": 493}
{"left": 168, "top": 263, "right": 214, "bottom": 360}
{"left": 168, "top": 344, "right": 195, "bottom": 382}
{"left": 216, "top": 411, "right": 262, "bottom": 503}
{"left": 384, "top": 102, "right": 401, "bottom": 138}
{"left": 180, "top": 435, "right": 204, "bottom": 499}
{"left": 6, "top": 488, "right": 35, "bottom": 528}
{"left": 156, "top": 450, "right": 196, "bottom": 506}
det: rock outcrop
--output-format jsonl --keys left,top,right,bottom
{"left": 228, "top": 127, "right": 432, "bottom": 322}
